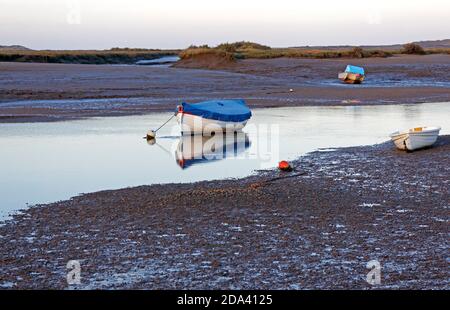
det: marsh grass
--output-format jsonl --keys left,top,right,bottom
{"left": 402, "top": 43, "right": 426, "bottom": 55}
{"left": 0, "top": 48, "right": 179, "bottom": 64}
{"left": 1, "top": 42, "right": 449, "bottom": 64}
{"left": 179, "top": 47, "right": 235, "bottom": 61}
{"left": 179, "top": 44, "right": 396, "bottom": 60}
{"left": 181, "top": 41, "right": 450, "bottom": 61}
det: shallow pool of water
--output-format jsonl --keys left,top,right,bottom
{"left": 0, "top": 102, "right": 449, "bottom": 219}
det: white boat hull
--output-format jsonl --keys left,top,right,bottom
{"left": 177, "top": 112, "right": 248, "bottom": 134}
{"left": 390, "top": 126, "right": 441, "bottom": 151}
{"left": 175, "top": 133, "right": 250, "bottom": 168}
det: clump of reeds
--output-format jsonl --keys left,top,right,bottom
{"left": 216, "top": 41, "right": 271, "bottom": 52}
{"left": 402, "top": 43, "right": 426, "bottom": 55}
{"left": 178, "top": 47, "right": 235, "bottom": 61}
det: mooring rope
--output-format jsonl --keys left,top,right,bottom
{"left": 154, "top": 113, "right": 176, "bottom": 133}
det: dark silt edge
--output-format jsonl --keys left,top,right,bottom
{"left": 0, "top": 136, "right": 449, "bottom": 289}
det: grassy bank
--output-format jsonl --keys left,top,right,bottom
{"left": 1, "top": 42, "right": 449, "bottom": 65}
{"left": 0, "top": 48, "right": 180, "bottom": 64}
{"left": 180, "top": 41, "right": 450, "bottom": 60}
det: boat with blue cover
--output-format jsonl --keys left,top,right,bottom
{"left": 176, "top": 99, "right": 252, "bottom": 134}
{"left": 338, "top": 65, "right": 365, "bottom": 84}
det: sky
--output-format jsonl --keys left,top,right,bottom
{"left": 1, "top": 0, "right": 449, "bottom": 50}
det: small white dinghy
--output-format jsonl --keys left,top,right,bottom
{"left": 390, "top": 126, "right": 441, "bottom": 151}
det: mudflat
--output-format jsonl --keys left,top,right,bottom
{"left": 0, "top": 54, "right": 449, "bottom": 122}
{"left": 0, "top": 136, "right": 448, "bottom": 289}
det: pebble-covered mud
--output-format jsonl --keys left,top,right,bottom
{"left": 0, "top": 137, "right": 448, "bottom": 289}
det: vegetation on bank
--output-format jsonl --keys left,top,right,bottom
{"left": 402, "top": 43, "right": 426, "bottom": 55}
{"left": 0, "top": 48, "right": 179, "bottom": 64}
{"left": 1, "top": 41, "right": 449, "bottom": 65}
{"left": 179, "top": 47, "right": 235, "bottom": 61}
{"left": 180, "top": 41, "right": 450, "bottom": 61}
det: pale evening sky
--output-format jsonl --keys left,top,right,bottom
{"left": 0, "top": 0, "right": 449, "bottom": 50}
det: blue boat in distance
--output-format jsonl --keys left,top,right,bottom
{"left": 345, "top": 65, "right": 365, "bottom": 75}
{"left": 338, "top": 65, "right": 366, "bottom": 84}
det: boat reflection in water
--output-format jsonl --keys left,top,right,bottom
{"left": 175, "top": 132, "right": 251, "bottom": 169}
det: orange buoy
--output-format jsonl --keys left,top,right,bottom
{"left": 278, "top": 160, "right": 293, "bottom": 172}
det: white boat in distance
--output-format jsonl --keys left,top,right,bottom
{"left": 176, "top": 99, "right": 252, "bottom": 134}
{"left": 390, "top": 126, "right": 441, "bottom": 151}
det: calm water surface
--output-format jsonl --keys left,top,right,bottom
{"left": 0, "top": 102, "right": 449, "bottom": 219}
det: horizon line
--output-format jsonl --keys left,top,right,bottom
{"left": 2, "top": 38, "right": 450, "bottom": 51}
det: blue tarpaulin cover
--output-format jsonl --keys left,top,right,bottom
{"left": 179, "top": 99, "right": 252, "bottom": 122}
{"left": 345, "top": 65, "right": 365, "bottom": 75}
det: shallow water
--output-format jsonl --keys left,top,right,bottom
{"left": 135, "top": 56, "right": 180, "bottom": 65}
{"left": 0, "top": 102, "right": 449, "bottom": 219}
{"left": 319, "top": 80, "right": 450, "bottom": 88}
{"left": 316, "top": 77, "right": 450, "bottom": 88}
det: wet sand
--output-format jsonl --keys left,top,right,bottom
{"left": 1, "top": 54, "right": 450, "bottom": 122}
{"left": 1, "top": 136, "right": 448, "bottom": 289}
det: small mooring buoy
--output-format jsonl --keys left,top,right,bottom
{"left": 278, "top": 160, "right": 293, "bottom": 172}
{"left": 146, "top": 137, "right": 156, "bottom": 145}
{"left": 144, "top": 113, "right": 176, "bottom": 141}
{"left": 146, "top": 130, "right": 156, "bottom": 140}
